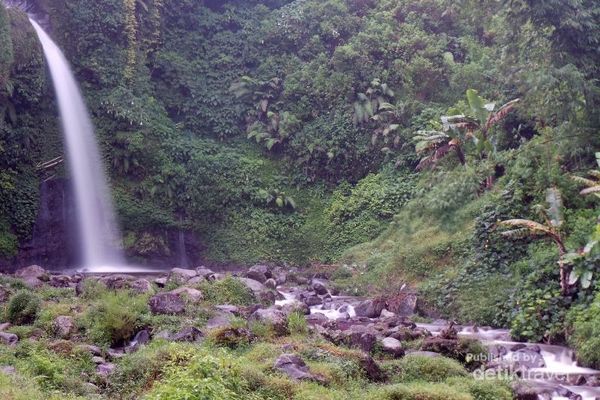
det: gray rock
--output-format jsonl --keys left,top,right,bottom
{"left": 132, "top": 329, "right": 150, "bottom": 345}
{"left": 215, "top": 305, "right": 240, "bottom": 315}
{"left": 154, "top": 277, "right": 168, "bottom": 287}
{"left": 380, "top": 309, "right": 395, "bottom": 318}
{"left": 0, "top": 323, "right": 11, "bottom": 331}
{"left": 169, "top": 287, "right": 203, "bottom": 303}
{"left": 274, "top": 354, "right": 322, "bottom": 382}
{"left": 238, "top": 277, "right": 274, "bottom": 305}
{"left": 76, "top": 344, "right": 102, "bottom": 356}
{"left": 49, "top": 275, "right": 71, "bottom": 288}
{"left": 354, "top": 299, "right": 385, "bottom": 318}
{"left": 131, "top": 278, "right": 153, "bottom": 294}
{"left": 0, "top": 286, "right": 9, "bottom": 303}
{"left": 387, "top": 293, "right": 418, "bottom": 316}
{"left": 206, "top": 312, "right": 233, "bottom": 330}
{"left": 0, "top": 365, "right": 16, "bottom": 375}
{"left": 246, "top": 270, "right": 267, "bottom": 284}
{"left": 264, "top": 278, "right": 277, "bottom": 290}
{"left": 168, "top": 268, "right": 197, "bottom": 285}
{"left": 96, "top": 362, "right": 116, "bottom": 377}
{"left": 186, "top": 276, "right": 206, "bottom": 286}
{"left": 311, "top": 279, "right": 329, "bottom": 295}
{"left": 195, "top": 267, "right": 215, "bottom": 278}
{"left": 249, "top": 308, "right": 287, "bottom": 335}
{"left": 304, "top": 294, "right": 322, "bottom": 307}
{"left": 53, "top": 316, "right": 76, "bottom": 339}
{"left": 101, "top": 274, "right": 133, "bottom": 290}
{"left": 249, "top": 264, "right": 272, "bottom": 279}
{"left": 92, "top": 356, "right": 105, "bottom": 364}
{"left": 15, "top": 265, "right": 47, "bottom": 280}
{"left": 171, "top": 326, "right": 204, "bottom": 342}
{"left": 381, "top": 337, "right": 404, "bottom": 357}
{"left": 0, "top": 332, "right": 18, "bottom": 345}
{"left": 149, "top": 293, "right": 186, "bottom": 315}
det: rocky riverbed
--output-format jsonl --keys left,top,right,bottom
{"left": 0, "top": 264, "right": 599, "bottom": 400}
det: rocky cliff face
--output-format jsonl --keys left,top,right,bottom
{"left": 0, "top": 178, "right": 203, "bottom": 272}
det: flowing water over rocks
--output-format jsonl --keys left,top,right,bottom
{"left": 275, "top": 279, "right": 600, "bottom": 400}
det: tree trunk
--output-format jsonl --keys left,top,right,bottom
{"left": 556, "top": 239, "right": 570, "bottom": 296}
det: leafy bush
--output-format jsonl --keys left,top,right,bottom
{"left": 384, "top": 355, "right": 468, "bottom": 383}
{"left": 567, "top": 291, "right": 600, "bottom": 369}
{"left": 83, "top": 291, "right": 148, "bottom": 346}
{"left": 142, "top": 347, "right": 257, "bottom": 400}
{"left": 6, "top": 290, "right": 40, "bottom": 325}
{"left": 198, "top": 277, "right": 256, "bottom": 306}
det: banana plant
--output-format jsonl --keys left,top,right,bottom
{"left": 413, "top": 89, "right": 519, "bottom": 172}
{"left": 571, "top": 152, "right": 600, "bottom": 199}
{"left": 499, "top": 187, "right": 571, "bottom": 295}
{"left": 352, "top": 78, "right": 395, "bottom": 125}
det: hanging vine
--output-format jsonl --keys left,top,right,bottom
{"left": 123, "top": 0, "right": 138, "bottom": 82}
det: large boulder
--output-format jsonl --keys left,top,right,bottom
{"left": 15, "top": 265, "right": 47, "bottom": 288}
{"left": 386, "top": 292, "right": 418, "bottom": 316}
{"left": 354, "top": 299, "right": 385, "bottom": 318}
{"left": 149, "top": 293, "right": 186, "bottom": 315}
{"left": 171, "top": 326, "right": 204, "bottom": 342}
{"left": 101, "top": 274, "right": 134, "bottom": 290}
{"left": 53, "top": 316, "right": 76, "bottom": 339}
{"left": 381, "top": 337, "right": 404, "bottom": 357}
{"left": 274, "top": 354, "right": 323, "bottom": 382}
{"left": 238, "top": 278, "right": 274, "bottom": 305}
{"left": 249, "top": 264, "right": 272, "bottom": 279}
{"left": 311, "top": 279, "right": 329, "bottom": 295}
{"left": 131, "top": 279, "right": 153, "bottom": 294}
{"left": 168, "top": 268, "right": 197, "bottom": 285}
{"left": 195, "top": 267, "right": 215, "bottom": 278}
{"left": 49, "top": 275, "right": 71, "bottom": 288}
{"left": 169, "top": 287, "right": 204, "bottom": 303}
{"left": 0, "top": 332, "right": 18, "bottom": 346}
{"left": 15, "top": 265, "right": 47, "bottom": 280}
{"left": 249, "top": 308, "right": 288, "bottom": 335}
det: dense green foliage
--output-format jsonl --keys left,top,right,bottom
{"left": 6, "top": 290, "right": 41, "bottom": 324}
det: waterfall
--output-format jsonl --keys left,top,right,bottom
{"left": 30, "top": 19, "right": 125, "bottom": 272}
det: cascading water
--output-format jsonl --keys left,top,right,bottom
{"left": 30, "top": 19, "right": 125, "bottom": 272}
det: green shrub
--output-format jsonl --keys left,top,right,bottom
{"left": 142, "top": 347, "right": 257, "bottom": 400}
{"left": 445, "top": 377, "right": 513, "bottom": 400}
{"left": 366, "top": 382, "right": 472, "bottom": 400}
{"left": 6, "top": 290, "right": 41, "bottom": 325}
{"left": 198, "top": 276, "right": 256, "bottom": 306}
{"left": 567, "top": 291, "right": 600, "bottom": 369}
{"left": 78, "top": 279, "right": 107, "bottom": 300}
{"left": 287, "top": 311, "right": 308, "bottom": 335}
{"left": 384, "top": 354, "right": 468, "bottom": 383}
{"left": 83, "top": 291, "right": 148, "bottom": 346}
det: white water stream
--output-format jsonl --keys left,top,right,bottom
{"left": 277, "top": 288, "right": 600, "bottom": 400}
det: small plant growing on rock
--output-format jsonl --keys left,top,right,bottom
{"left": 6, "top": 290, "right": 40, "bottom": 325}
{"left": 287, "top": 311, "right": 308, "bottom": 335}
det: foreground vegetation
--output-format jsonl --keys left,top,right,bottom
{"left": 0, "top": 272, "right": 513, "bottom": 400}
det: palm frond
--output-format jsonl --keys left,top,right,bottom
{"left": 581, "top": 186, "right": 600, "bottom": 195}
{"left": 499, "top": 219, "right": 554, "bottom": 236}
